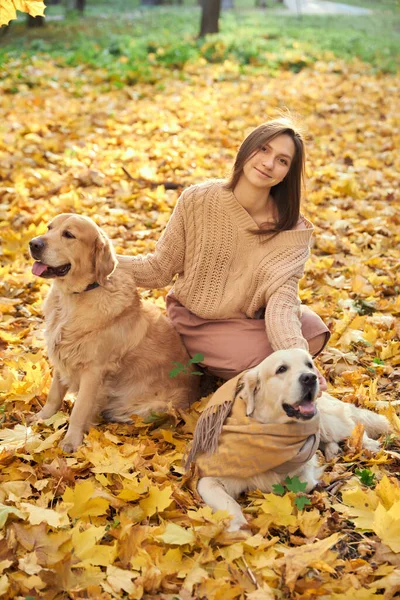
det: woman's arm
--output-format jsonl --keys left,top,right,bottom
{"left": 118, "top": 192, "right": 187, "bottom": 289}
{"left": 264, "top": 274, "right": 308, "bottom": 351}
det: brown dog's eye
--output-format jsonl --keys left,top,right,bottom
{"left": 63, "top": 230, "right": 75, "bottom": 239}
{"left": 276, "top": 365, "right": 288, "bottom": 375}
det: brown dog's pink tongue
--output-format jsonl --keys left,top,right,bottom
{"left": 32, "top": 262, "right": 48, "bottom": 276}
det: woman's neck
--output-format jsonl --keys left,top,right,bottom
{"left": 233, "top": 176, "right": 275, "bottom": 223}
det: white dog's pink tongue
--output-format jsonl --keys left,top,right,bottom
{"left": 32, "top": 262, "right": 48, "bottom": 276}
{"left": 298, "top": 401, "right": 315, "bottom": 416}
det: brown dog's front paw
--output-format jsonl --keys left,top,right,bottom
{"left": 26, "top": 413, "right": 40, "bottom": 425}
{"left": 27, "top": 408, "right": 57, "bottom": 425}
{"left": 59, "top": 436, "right": 81, "bottom": 453}
{"left": 27, "top": 410, "right": 49, "bottom": 425}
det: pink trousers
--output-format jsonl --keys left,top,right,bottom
{"left": 166, "top": 294, "right": 330, "bottom": 380}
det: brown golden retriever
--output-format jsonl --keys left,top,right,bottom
{"left": 29, "top": 213, "right": 198, "bottom": 452}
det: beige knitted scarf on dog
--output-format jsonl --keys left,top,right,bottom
{"left": 186, "top": 372, "right": 320, "bottom": 479}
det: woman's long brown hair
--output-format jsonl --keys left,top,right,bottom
{"left": 225, "top": 118, "right": 306, "bottom": 236}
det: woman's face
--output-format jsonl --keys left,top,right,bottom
{"left": 241, "top": 134, "right": 295, "bottom": 191}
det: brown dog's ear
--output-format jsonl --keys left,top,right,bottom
{"left": 93, "top": 231, "right": 117, "bottom": 286}
{"left": 239, "top": 369, "right": 260, "bottom": 416}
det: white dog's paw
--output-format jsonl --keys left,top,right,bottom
{"left": 227, "top": 514, "right": 248, "bottom": 532}
{"left": 323, "top": 441, "right": 341, "bottom": 461}
{"left": 363, "top": 438, "right": 380, "bottom": 453}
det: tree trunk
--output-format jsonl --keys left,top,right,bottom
{"left": 0, "top": 23, "right": 11, "bottom": 36}
{"left": 75, "top": 0, "right": 86, "bottom": 13}
{"left": 27, "top": 15, "right": 45, "bottom": 27}
{"left": 199, "top": 0, "right": 221, "bottom": 37}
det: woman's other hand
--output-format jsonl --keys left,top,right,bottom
{"left": 316, "top": 367, "right": 327, "bottom": 396}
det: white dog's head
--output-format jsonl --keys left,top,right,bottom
{"left": 239, "top": 349, "right": 319, "bottom": 424}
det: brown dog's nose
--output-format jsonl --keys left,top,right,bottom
{"left": 29, "top": 237, "right": 46, "bottom": 255}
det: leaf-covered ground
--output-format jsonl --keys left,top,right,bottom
{"left": 0, "top": 52, "right": 400, "bottom": 599}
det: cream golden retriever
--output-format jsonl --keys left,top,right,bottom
{"left": 28, "top": 213, "right": 198, "bottom": 452}
{"left": 191, "top": 349, "right": 390, "bottom": 532}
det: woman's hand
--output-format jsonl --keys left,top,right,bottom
{"left": 315, "top": 367, "right": 327, "bottom": 396}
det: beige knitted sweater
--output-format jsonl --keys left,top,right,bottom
{"left": 131, "top": 181, "right": 313, "bottom": 350}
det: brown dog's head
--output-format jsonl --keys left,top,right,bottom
{"left": 29, "top": 214, "right": 117, "bottom": 292}
{"left": 239, "top": 349, "right": 319, "bottom": 424}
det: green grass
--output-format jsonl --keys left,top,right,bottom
{"left": 319, "top": 0, "right": 399, "bottom": 9}
{"left": 0, "top": 2, "right": 399, "bottom": 82}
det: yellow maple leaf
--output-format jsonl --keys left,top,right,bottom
{"left": 369, "top": 568, "right": 400, "bottom": 597}
{"left": 0, "top": 425, "right": 42, "bottom": 452}
{"left": 157, "top": 547, "right": 183, "bottom": 574}
{"left": 139, "top": 484, "right": 173, "bottom": 517}
{"left": 0, "top": 503, "right": 25, "bottom": 528}
{"left": 375, "top": 475, "right": 400, "bottom": 510}
{"left": 72, "top": 524, "right": 118, "bottom": 566}
{"left": 81, "top": 441, "right": 137, "bottom": 474}
{"left": 346, "top": 422, "right": 365, "bottom": 455}
{"left": 1, "top": 480, "right": 32, "bottom": 503}
{"left": 278, "top": 532, "right": 342, "bottom": 591}
{"left": 18, "top": 551, "right": 42, "bottom": 575}
{"left": 0, "top": 329, "right": 30, "bottom": 344}
{"left": 0, "top": 575, "right": 9, "bottom": 596}
{"left": 340, "top": 486, "right": 379, "bottom": 530}
{"left": 62, "top": 480, "right": 109, "bottom": 518}
{"left": 380, "top": 342, "right": 400, "bottom": 360}
{"left": 259, "top": 493, "right": 297, "bottom": 527}
{"left": 351, "top": 274, "right": 374, "bottom": 296}
{"left": 156, "top": 522, "right": 195, "bottom": 546}
{"left": 28, "top": 427, "right": 66, "bottom": 455}
{"left": 19, "top": 502, "right": 69, "bottom": 528}
{"left": 218, "top": 542, "right": 244, "bottom": 563}
{"left": 329, "top": 589, "right": 383, "bottom": 599}
{"left": 182, "top": 565, "right": 208, "bottom": 593}
{"left": 117, "top": 475, "right": 150, "bottom": 501}
{"left": 373, "top": 502, "right": 400, "bottom": 553}
{"left": 247, "top": 584, "right": 276, "bottom": 600}
{"left": 106, "top": 565, "right": 139, "bottom": 595}
{"left": 297, "top": 508, "right": 325, "bottom": 539}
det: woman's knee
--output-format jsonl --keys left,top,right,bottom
{"left": 309, "top": 332, "right": 330, "bottom": 357}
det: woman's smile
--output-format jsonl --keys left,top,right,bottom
{"left": 254, "top": 167, "right": 272, "bottom": 178}
{"left": 241, "top": 133, "right": 295, "bottom": 191}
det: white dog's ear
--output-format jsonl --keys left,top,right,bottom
{"left": 93, "top": 231, "right": 117, "bottom": 285}
{"left": 240, "top": 369, "right": 260, "bottom": 416}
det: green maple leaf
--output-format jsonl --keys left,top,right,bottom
{"left": 355, "top": 468, "right": 376, "bottom": 487}
{"left": 169, "top": 366, "right": 184, "bottom": 378}
{"left": 143, "top": 410, "right": 167, "bottom": 424}
{"left": 272, "top": 483, "right": 286, "bottom": 496}
{"left": 188, "top": 353, "right": 204, "bottom": 364}
{"left": 373, "top": 358, "right": 385, "bottom": 366}
{"left": 294, "top": 496, "right": 311, "bottom": 510}
{"left": 284, "top": 475, "right": 308, "bottom": 493}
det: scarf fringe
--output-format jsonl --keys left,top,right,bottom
{"left": 184, "top": 399, "right": 233, "bottom": 470}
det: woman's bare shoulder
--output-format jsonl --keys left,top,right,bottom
{"left": 294, "top": 215, "right": 313, "bottom": 231}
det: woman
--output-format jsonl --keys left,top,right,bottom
{"left": 125, "top": 118, "right": 329, "bottom": 385}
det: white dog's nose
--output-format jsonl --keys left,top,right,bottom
{"left": 299, "top": 373, "right": 317, "bottom": 388}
